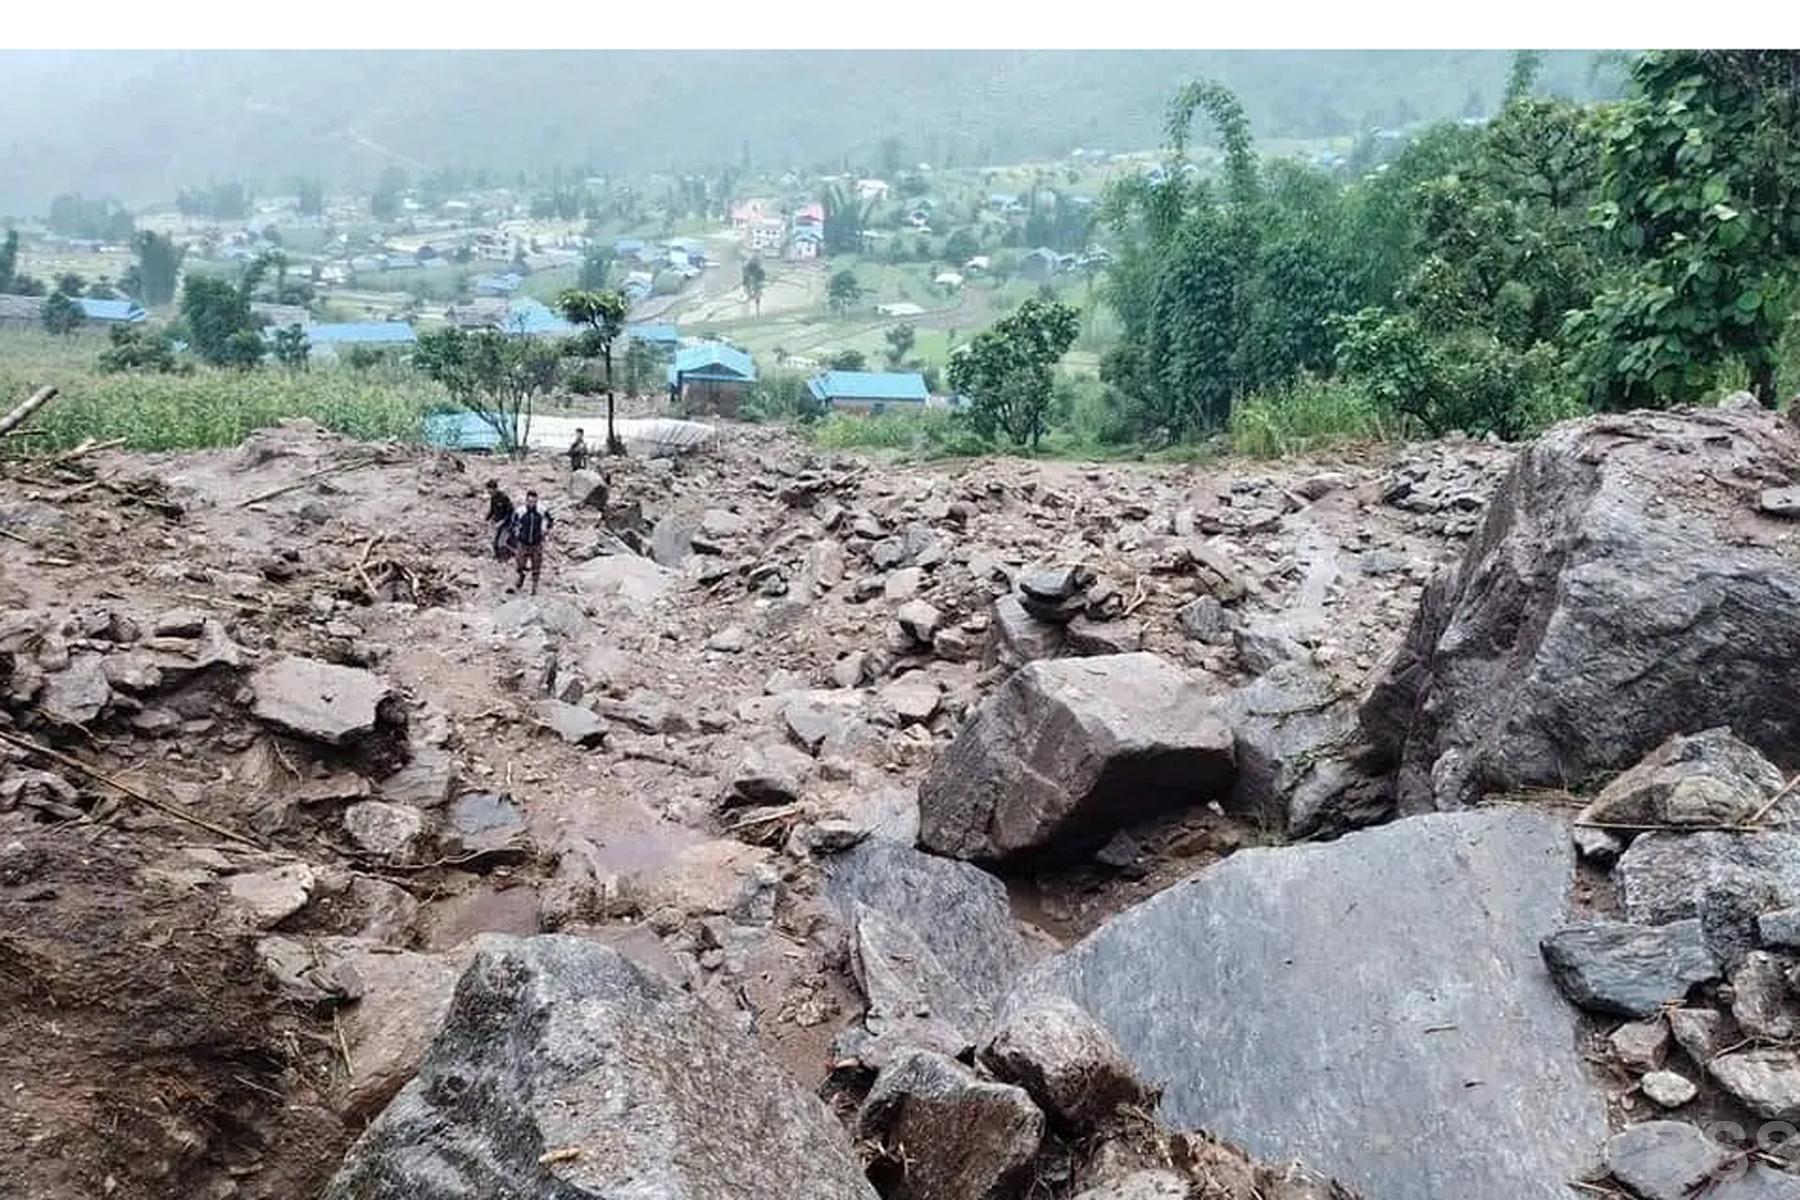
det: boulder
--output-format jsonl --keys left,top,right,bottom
{"left": 1610, "top": 1019, "right": 1670, "bottom": 1071}
{"left": 1002, "top": 809, "right": 1608, "bottom": 1200}
{"left": 1730, "top": 951, "right": 1799, "bottom": 1040}
{"left": 879, "top": 673, "right": 942, "bottom": 725}
{"left": 1617, "top": 832, "right": 1800, "bottom": 966}
{"left": 250, "top": 656, "right": 390, "bottom": 745}
{"left": 1761, "top": 907, "right": 1800, "bottom": 950}
{"left": 918, "top": 654, "right": 1233, "bottom": 862}
{"left": 896, "top": 599, "right": 942, "bottom": 645}
{"left": 1177, "top": 595, "right": 1232, "bottom": 644}
{"left": 723, "top": 741, "right": 815, "bottom": 807}
{"left": 227, "top": 863, "right": 316, "bottom": 929}
{"left": 323, "top": 936, "right": 877, "bottom": 1200}
{"left": 1668, "top": 1008, "right": 1728, "bottom": 1066}
{"left": 1605, "top": 1121, "right": 1734, "bottom": 1200}
{"left": 1064, "top": 616, "right": 1144, "bottom": 657}
{"left": 1709, "top": 1047, "right": 1800, "bottom": 1120}
{"left": 1540, "top": 919, "right": 1719, "bottom": 1017}
{"left": 530, "top": 699, "right": 607, "bottom": 747}
{"left": 1577, "top": 728, "right": 1789, "bottom": 831}
{"left": 568, "top": 468, "right": 608, "bottom": 509}
{"left": 573, "top": 553, "right": 673, "bottom": 611}
{"left": 1641, "top": 1070, "right": 1698, "bottom": 1109}
{"left": 39, "top": 655, "right": 111, "bottom": 725}
{"left": 343, "top": 801, "right": 425, "bottom": 860}
{"left": 855, "top": 1048, "right": 1044, "bottom": 1200}
{"left": 1761, "top": 486, "right": 1800, "bottom": 518}
{"left": 649, "top": 512, "right": 698, "bottom": 567}
{"left": 979, "top": 996, "right": 1150, "bottom": 1130}
{"left": 987, "top": 593, "right": 1066, "bottom": 667}
{"left": 443, "top": 792, "right": 527, "bottom": 856}
{"left": 1361, "top": 407, "right": 1800, "bottom": 812}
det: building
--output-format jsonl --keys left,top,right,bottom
{"left": 75, "top": 298, "right": 147, "bottom": 324}
{"left": 1020, "top": 247, "right": 1063, "bottom": 282}
{"left": 933, "top": 271, "right": 964, "bottom": 289}
{"left": 875, "top": 302, "right": 925, "bottom": 318}
{"left": 789, "top": 227, "right": 822, "bottom": 261}
{"left": 964, "top": 255, "right": 991, "bottom": 273}
{"left": 730, "top": 198, "right": 771, "bottom": 231}
{"left": 855, "top": 178, "right": 890, "bottom": 201}
{"left": 746, "top": 217, "right": 785, "bottom": 254}
{"left": 792, "top": 202, "right": 824, "bottom": 229}
{"left": 987, "top": 193, "right": 1023, "bottom": 214}
{"left": 445, "top": 299, "right": 510, "bottom": 330}
{"left": 281, "top": 321, "right": 416, "bottom": 360}
{"left": 625, "top": 322, "right": 680, "bottom": 351}
{"left": 503, "top": 298, "right": 578, "bottom": 338}
{"left": 473, "top": 272, "right": 524, "bottom": 297}
{"left": 0, "top": 295, "right": 45, "bottom": 328}
{"left": 668, "top": 342, "right": 757, "bottom": 417}
{"left": 806, "top": 370, "right": 929, "bottom": 415}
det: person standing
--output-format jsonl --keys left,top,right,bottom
{"left": 568, "top": 427, "right": 590, "bottom": 473}
{"left": 484, "top": 480, "right": 515, "bottom": 561}
{"left": 510, "top": 490, "right": 554, "bottom": 595}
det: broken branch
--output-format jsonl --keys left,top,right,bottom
{"left": 0, "top": 386, "right": 57, "bottom": 438}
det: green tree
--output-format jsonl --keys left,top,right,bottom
{"left": 621, "top": 339, "right": 663, "bottom": 396}
{"left": 947, "top": 297, "right": 1079, "bottom": 450}
{"left": 55, "top": 272, "right": 85, "bottom": 296}
{"left": 557, "top": 288, "right": 630, "bottom": 454}
{"left": 944, "top": 228, "right": 980, "bottom": 263}
{"left": 820, "top": 183, "right": 870, "bottom": 256}
{"left": 180, "top": 259, "right": 267, "bottom": 367}
{"left": 130, "top": 231, "right": 185, "bottom": 306}
{"left": 742, "top": 256, "right": 767, "bottom": 315}
{"left": 97, "top": 323, "right": 179, "bottom": 373}
{"left": 827, "top": 269, "right": 862, "bottom": 315}
{"left": 1503, "top": 50, "right": 1545, "bottom": 106}
{"left": 826, "top": 349, "right": 867, "bottom": 371}
{"left": 0, "top": 230, "right": 17, "bottom": 292}
{"left": 1568, "top": 50, "right": 1800, "bottom": 407}
{"left": 370, "top": 167, "right": 407, "bottom": 222}
{"left": 296, "top": 177, "right": 325, "bottom": 217}
{"left": 86, "top": 277, "right": 117, "bottom": 300}
{"left": 413, "top": 327, "right": 562, "bottom": 456}
{"left": 271, "top": 323, "right": 311, "bottom": 369}
{"left": 41, "top": 291, "right": 83, "bottom": 336}
{"left": 884, "top": 322, "right": 916, "bottom": 368}
{"left": 578, "top": 245, "right": 615, "bottom": 291}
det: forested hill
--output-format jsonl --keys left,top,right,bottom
{"left": 0, "top": 50, "right": 1621, "bottom": 213}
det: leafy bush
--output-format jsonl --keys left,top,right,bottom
{"left": 1229, "top": 375, "right": 1394, "bottom": 457}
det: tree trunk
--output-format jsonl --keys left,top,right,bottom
{"left": 1752, "top": 361, "right": 1778, "bottom": 409}
{"left": 604, "top": 348, "right": 623, "bottom": 456}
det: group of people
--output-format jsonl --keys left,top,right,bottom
{"left": 478, "top": 428, "right": 596, "bottom": 596}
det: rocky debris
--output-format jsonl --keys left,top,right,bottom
{"left": 879, "top": 673, "right": 942, "bottom": 725}
{"left": 1760, "top": 908, "right": 1800, "bottom": 950}
{"left": 1668, "top": 1008, "right": 1728, "bottom": 1065}
{"left": 856, "top": 1048, "right": 1043, "bottom": 1200}
{"left": 1377, "top": 443, "right": 1511, "bottom": 535}
{"left": 1176, "top": 595, "right": 1233, "bottom": 644}
{"left": 724, "top": 741, "right": 816, "bottom": 807}
{"left": 1709, "top": 1048, "right": 1800, "bottom": 1120}
{"left": 39, "top": 654, "right": 111, "bottom": 725}
{"left": 573, "top": 551, "right": 674, "bottom": 611}
{"left": 1363, "top": 407, "right": 1800, "bottom": 812}
{"left": 1577, "top": 728, "right": 1790, "bottom": 831}
{"left": 442, "top": 791, "right": 527, "bottom": 856}
{"left": 1760, "top": 486, "right": 1800, "bottom": 518}
{"left": 1004, "top": 809, "right": 1607, "bottom": 1200}
{"left": 919, "top": 653, "right": 1232, "bottom": 862}
{"left": 343, "top": 800, "right": 425, "bottom": 860}
{"left": 1540, "top": 919, "right": 1719, "bottom": 1017}
{"left": 1070, "top": 1173, "right": 1189, "bottom": 1200}
{"left": 529, "top": 698, "right": 607, "bottom": 747}
{"left": 782, "top": 690, "right": 869, "bottom": 755}
{"left": 1605, "top": 1121, "right": 1735, "bottom": 1200}
{"left": 1641, "top": 1070, "right": 1699, "bottom": 1109}
{"left": 228, "top": 863, "right": 317, "bottom": 928}
{"left": 1616, "top": 832, "right": 1800, "bottom": 966}
{"left": 568, "top": 468, "right": 609, "bottom": 509}
{"left": 1610, "top": 1019, "right": 1671, "bottom": 1071}
{"left": 251, "top": 655, "right": 391, "bottom": 745}
{"left": 323, "top": 935, "right": 877, "bottom": 1200}
{"left": 1730, "top": 951, "right": 1799, "bottom": 1040}
{"left": 1064, "top": 615, "right": 1144, "bottom": 657}
{"left": 1017, "top": 564, "right": 1095, "bottom": 624}
{"left": 987, "top": 593, "right": 1066, "bottom": 666}
{"left": 895, "top": 599, "right": 942, "bottom": 646}
{"left": 978, "top": 996, "right": 1151, "bottom": 1130}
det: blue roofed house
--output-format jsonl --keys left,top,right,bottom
{"left": 806, "top": 370, "right": 929, "bottom": 415}
{"left": 1020, "top": 246, "right": 1062, "bottom": 282}
{"left": 625, "top": 322, "right": 680, "bottom": 350}
{"left": 668, "top": 342, "right": 757, "bottom": 417}
{"left": 503, "top": 298, "right": 578, "bottom": 338}
{"left": 281, "top": 321, "right": 417, "bottom": 361}
{"left": 75, "top": 297, "right": 147, "bottom": 324}
{"left": 473, "top": 271, "right": 524, "bottom": 297}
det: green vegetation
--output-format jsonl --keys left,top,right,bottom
{"left": 412, "top": 326, "right": 561, "bottom": 455}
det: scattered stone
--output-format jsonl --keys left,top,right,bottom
{"left": 343, "top": 801, "right": 425, "bottom": 860}
{"left": 227, "top": 863, "right": 316, "bottom": 929}
{"left": 1293, "top": 472, "right": 1350, "bottom": 501}
{"left": 880, "top": 674, "right": 942, "bottom": 724}
{"left": 1233, "top": 623, "right": 1302, "bottom": 674}
{"left": 781, "top": 691, "right": 865, "bottom": 755}
{"left": 381, "top": 747, "right": 456, "bottom": 807}
{"left": 979, "top": 996, "right": 1150, "bottom": 1130}
{"left": 574, "top": 552, "right": 674, "bottom": 611}
{"left": 918, "top": 653, "right": 1233, "bottom": 862}
{"left": 724, "top": 742, "right": 815, "bottom": 807}
{"left": 1759, "top": 907, "right": 1800, "bottom": 951}
{"left": 1617, "top": 832, "right": 1800, "bottom": 966}
{"left": 1540, "top": 919, "right": 1719, "bottom": 1017}
{"left": 323, "top": 936, "right": 878, "bottom": 1200}
{"left": 1731, "top": 952, "right": 1799, "bottom": 1041}
{"left": 1611, "top": 1019, "right": 1671, "bottom": 1071}
{"left": 701, "top": 507, "right": 746, "bottom": 538}
{"left": 896, "top": 599, "right": 942, "bottom": 645}
{"left": 1176, "top": 595, "right": 1231, "bottom": 644}
{"left": 885, "top": 567, "right": 923, "bottom": 601}
{"left": 1641, "top": 1070, "right": 1698, "bottom": 1109}
{"left": 38, "top": 655, "right": 111, "bottom": 725}
{"left": 152, "top": 608, "right": 208, "bottom": 638}
{"left": 444, "top": 792, "right": 527, "bottom": 855}
{"left": 855, "top": 1048, "right": 1044, "bottom": 1200}
{"left": 250, "top": 655, "right": 390, "bottom": 745}
{"left": 649, "top": 512, "right": 698, "bottom": 567}
{"left": 1668, "top": 1008, "right": 1728, "bottom": 1066}
{"left": 530, "top": 699, "right": 607, "bottom": 747}
{"left": 831, "top": 651, "right": 869, "bottom": 689}
{"left": 568, "top": 468, "right": 608, "bottom": 508}
{"left": 1069, "top": 1171, "right": 1189, "bottom": 1200}
{"left": 1605, "top": 1120, "right": 1734, "bottom": 1200}
{"left": 1760, "top": 486, "right": 1800, "bottom": 518}
{"left": 1578, "top": 728, "right": 1789, "bottom": 831}
{"left": 1709, "top": 1048, "right": 1800, "bottom": 1121}
{"left": 1064, "top": 615, "right": 1144, "bottom": 657}
{"left": 988, "top": 593, "right": 1066, "bottom": 667}
{"left": 1573, "top": 825, "right": 1625, "bottom": 866}
{"left": 932, "top": 627, "right": 975, "bottom": 662}
{"left": 707, "top": 625, "right": 748, "bottom": 653}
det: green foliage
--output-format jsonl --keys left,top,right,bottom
{"left": 0, "top": 230, "right": 18, "bottom": 293}
{"left": 41, "top": 291, "right": 83, "bottom": 336}
{"left": 55, "top": 273, "right": 85, "bottom": 297}
{"left": 742, "top": 257, "right": 767, "bottom": 314}
{"left": 97, "top": 323, "right": 181, "bottom": 374}
{"left": 130, "top": 231, "right": 186, "bottom": 307}
{"left": 805, "top": 409, "right": 989, "bottom": 458}
{"left": 884, "top": 322, "right": 916, "bottom": 368}
{"left": 827, "top": 269, "right": 863, "bottom": 315}
{"left": 741, "top": 369, "right": 826, "bottom": 423}
{"left": 947, "top": 297, "right": 1080, "bottom": 449}
{"left": 271, "top": 323, "right": 311, "bottom": 369}
{"left": 557, "top": 288, "right": 629, "bottom": 451}
{"left": 46, "top": 193, "right": 133, "bottom": 241}
{"left": 370, "top": 166, "right": 407, "bottom": 222}
{"left": 826, "top": 349, "right": 867, "bottom": 371}
{"left": 578, "top": 245, "right": 614, "bottom": 290}
{"left": 413, "top": 326, "right": 561, "bottom": 455}
{"left": 181, "top": 273, "right": 263, "bottom": 367}
{"left": 1504, "top": 50, "right": 1545, "bottom": 106}
{"left": 1229, "top": 375, "right": 1394, "bottom": 458}
{"left": 177, "top": 181, "right": 250, "bottom": 220}
{"left": 943, "top": 228, "right": 980, "bottom": 263}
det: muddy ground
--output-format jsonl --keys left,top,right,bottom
{"left": 0, "top": 417, "right": 1508, "bottom": 1198}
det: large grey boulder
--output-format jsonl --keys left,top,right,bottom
{"left": 918, "top": 654, "right": 1234, "bottom": 862}
{"left": 1539, "top": 919, "right": 1719, "bottom": 1016}
{"left": 979, "top": 996, "right": 1150, "bottom": 1131}
{"left": 250, "top": 655, "right": 390, "bottom": 744}
{"left": 323, "top": 935, "right": 876, "bottom": 1200}
{"left": 1361, "top": 407, "right": 1800, "bottom": 812}
{"left": 1002, "top": 808, "right": 1607, "bottom": 1200}
{"left": 855, "top": 1048, "right": 1043, "bottom": 1200}
{"left": 1617, "top": 831, "right": 1800, "bottom": 966}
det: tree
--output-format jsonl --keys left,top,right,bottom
{"left": 131, "top": 231, "right": 184, "bottom": 306}
{"left": 86, "top": 277, "right": 117, "bottom": 300}
{"left": 821, "top": 183, "right": 870, "bottom": 256}
{"left": 827, "top": 269, "right": 862, "bottom": 315}
{"left": 1568, "top": 50, "right": 1800, "bottom": 407}
{"left": 0, "top": 230, "right": 16, "bottom": 293}
{"left": 181, "top": 260, "right": 267, "bottom": 367}
{"left": 97, "top": 323, "right": 179, "bottom": 374}
{"left": 944, "top": 228, "right": 980, "bottom": 264}
{"left": 56, "top": 272, "right": 85, "bottom": 297}
{"left": 947, "top": 297, "right": 1079, "bottom": 450}
{"left": 1504, "top": 50, "right": 1546, "bottom": 106}
{"left": 271, "top": 323, "right": 310, "bottom": 369}
{"left": 413, "top": 327, "right": 562, "bottom": 457}
{"left": 41, "top": 291, "right": 83, "bottom": 336}
{"left": 826, "top": 349, "right": 867, "bottom": 371}
{"left": 296, "top": 178, "right": 325, "bottom": 217}
{"left": 742, "top": 256, "right": 767, "bottom": 315}
{"left": 578, "top": 245, "right": 615, "bottom": 291}
{"left": 556, "top": 288, "right": 630, "bottom": 454}
{"left": 622, "top": 339, "right": 663, "bottom": 396}
{"left": 884, "top": 322, "right": 916, "bottom": 368}
{"left": 370, "top": 167, "right": 407, "bottom": 222}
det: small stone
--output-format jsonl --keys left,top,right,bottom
{"left": 831, "top": 652, "right": 868, "bottom": 689}
{"left": 1667, "top": 1008, "right": 1728, "bottom": 1065}
{"left": 1573, "top": 824, "right": 1624, "bottom": 866}
{"left": 1640, "top": 1070, "right": 1698, "bottom": 1109}
{"left": 1176, "top": 595, "right": 1230, "bottom": 644}
{"left": 896, "top": 600, "right": 942, "bottom": 645}
{"left": 1731, "top": 951, "right": 1799, "bottom": 1041}
{"left": 1064, "top": 616, "right": 1144, "bottom": 657}
{"left": 932, "top": 628, "right": 974, "bottom": 662}
{"left": 1760, "top": 486, "right": 1800, "bottom": 519}
{"left": 880, "top": 674, "right": 942, "bottom": 725}
{"left": 1710, "top": 1047, "right": 1800, "bottom": 1120}
{"left": 1605, "top": 1120, "right": 1734, "bottom": 1200}
{"left": 707, "top": 626, "right": 748, "bottom": 653}
{"left": 343, "top": 801, "right": 425, "bottom": 860}
{"left": 885, "top": 567, "right": 923, "bottom": 602}
{"left": 39, "top": 656, "right": 111, "bottom": 725}
{"left": 530, "top": 700, "right": 607, "bottom": 747}
{"left": 855, "top": 1048, "right": 1044, "bottom": 1200}
{"left": 1759, "top": 907, "right": 1800, "bottom": 951}
{"left": 153, "top": 608, "right": 208, "bottom": 638}
{"left": 228, "top": 864, "right": 316, "bottom": 929}
{"left": 1610, "top": 1018, "right": 1670, "bottom": 1071}
{"left": 979, "top": 995, "right": 1150, "bottom": 1131}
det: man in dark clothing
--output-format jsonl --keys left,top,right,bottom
{"left": 568, "top": 428, "right": 590, "bottom": 473}
{"left": 510, "top": 490, "right": 553, "bottom": 595}
{"left": 484, "top": 480, "right": 515, "bottom": 560}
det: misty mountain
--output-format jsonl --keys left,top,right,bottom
{"left": 0, "top": 50, "right": 1620, "bottom": 215}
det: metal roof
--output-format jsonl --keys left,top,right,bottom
{"left": 625, "top": 322, "right": 679, "bottom": 345}
{"left": 504, "top": 298, "right": 577, "bottom": 338}
{"left": 806, "top": 371, "right": 929, "bottom": 404}
{"left": 667, "top": 342, "right": 756, "bottom": 386}
{"left": 76, "top": 297, "right": 146, "bottom": 323}
{"left": 301, "top": 322, "right": 417, "bottom": 345}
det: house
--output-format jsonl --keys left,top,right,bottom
{"left": 445, "top": 299, "right": 510, "bottom": 330}
{"left": 730, "top": 198, "right": 771, "bottom": 231}
{"left": 934, "top": 271, "right": 964, "bottom": 289}
{"left": 625, "top": 322, "right": 680, "bottom": 351}
{"left": 792, "top": 202, "right": 825, "bottom": 229}
{"left": 504, "top": 298, "right": 577, "bottom": 338}
{"left": 963, "top": 255, "right": 991, "bottom": 273}
{"left": 281, "top": 321, "right": 417, "bottom": 360}
{"left": 473, "top": 272, "right": 524, "bottom": 297}
{"left": 614, "top": 237, "right": 647, "bottom": 258}
{"left": 1020, "top": 247, "right": 1062, "bottom": 282}
{"left": 855, "top": 178, "right": 890, "bottom": 201}
{"left": 987, "top": 193, "right": 1023, "bottom": 214}
{"left": 75, "top": 298, "right": 148, "bottom": 324}
{"left": 668, "top": 342, "right": 757, "bottom": 417}
{"left": 746, "top": 217, "right": 785, "bottom": 253}
{"left": 806, "top": 370, "right": 929, "bottom": 415}
{"left": 789, "top": 227, "right": 822, "bottom": 261}
{"left": 876, "top": 302, "right": 925, "bottom": 318}
{"left": 423, "top": 411, "right": 505, "bottom": 453}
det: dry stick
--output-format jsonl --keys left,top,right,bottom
{"left": 234, "top": 457, "right": 378, "bottom": 508}
{"left": 0, "top": 386, "right": 57, "bottom": 437}
{"left": 0, "top": 527, "right": 32, "bottom": 545}
{"left": 45, "top": 436, "right": 127, "bottom": 465}
{"left": 0, "top": 728, "right": 262, "bottom": 849}
{"left": 1745, "top": 769, "right": 1800, "bottom": 827}
{"left": 333, "top": 1010, "right": 355, "bottom": 1078}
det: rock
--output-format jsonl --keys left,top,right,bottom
{"left": 1760, "top": 486, "right": 1800, "bottom": 518}
{"left": 987, "top": 593, "right": 1066, "bottom": 667}
{"left": 1540, "top": 919, "right": 1719, "bottom": 1017}
{"left": 1641, "top": 1070, "right": 1698, "bottom": 1109}
{"left": 38, "top": 655, "right": 111, "bottom": 725}
{"left": 1019, "top": 564, "right": 1093, "bottom": 606}
{"left": 880, "top": 674, "right": 942, "bottom": 724}
{"left": 1003, "top": 809, "right": 1608, "bottom": 1200}
{"left": 979, "top": 996, "right": 1150, "bottom": 1130}
{"left": 885, "top": 566, "right": 923, "bottom": 601}
{"left": 1293, "top": 471, "right": 1351, "bottom": 501}
{"left": 707, "top": 625, "right": 748, "bottom": 653}
{"left": 443, "top": 792, "right": 527, "bottom": 855}
{"left": 1578, "top": 728, "right": 1789, "bottom": 831}
{"left": 1721, "top": 390, "right": 1763, "bottom": 411}
{"left": 493, "top": 595, "right": 587, "bottom": 638}
{"left": 250, "top": 656, "right": 390, "bottom": 745}
{"left": 1362, "top": 408, "right": 1800, "bottom": 812}
{"left": 1760, "top": 907, "right": 1800, "bottom": 950}
{"left": 381, "top": 747, "right": 456, "bottom": 807}
{"left": 649, "top": 512, "right": 698, "bottom": 566}
{"left": 1605, "top": 1121, "right": 1734, "bottom": 1200}
{"left": 1357, "top": 549, "right": 1409, "bottom": 577}
{"left": 1610, "top": 1018, "right": 1671, "bottom": 1071}
{"left": 896, "top": 599, "right": 942, "bottom": 645}
{"left": 530, "top": 699, "right": 607, "bottom": 747}
{"left": 701, "top": 507, "right": 746, "bottom": 538}
{"left": 782, "top": 690, "right": 865, "bottom": 755}
{"left": 343, "top": 801, "right": 425, "bottom": 860}
{"left": 806, "top": 539, "right": 847, "bottom": 590}
{"left": 831, "top": 651, "right": 869, "bottom": 689}
{"left": 1064, "top": 615, "right": 1144, "bottom": 657}
{"left": 1710, "top": 1048, "right": 1800, "bottom": 1120}
{"left": 1668, "top": 1008, "right": 1728, "bottom": 1065}
{"left": 568, "top": 468, "right": 608, "bottom": 509}
{"left": 1731, "top": 951, "right": 1799, "bottom": 1040}
{"left": 1617, "top": 832, "right": 1800, "bottom": 966}
{"left": 1233, "top": 623, "right": 1302, "bottom": 674}
{"left": 101, "top": 652, "right": 162, "bottom": 693}
{"left": 933, "top": 627, "right": 975, "bottom": 662}
{"left": 228, "top": 864, "right": 316, "bottom": 928}
{"left": 323, "top": 935, "right": 877, "bottom": 1200}
{"left": 1573, "top": 825, "right": 1625, "bottom": 865}
{"left": 333, "top": 937, "right": 495, "bottom": 1120}
{"left": 152, "top": 608, "right": 208, "bottom": 638}
{"left": 574, "top": 552, "right": 674, "bottom": 611}
{"left": 1176, "top": 595, "right": 1231, "bottom": 644}
{"left": 855, "top": 1048, "right": 1043, "bottom": 1200}
{"left": 918, "top": 653, "right": 1234, "bottom": 862}
{"left": 1070, "top": 1172, "right": 1189, "bottom": 1200}
{"left": 725, "top": 741, "right": 815, "bottom": 807}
